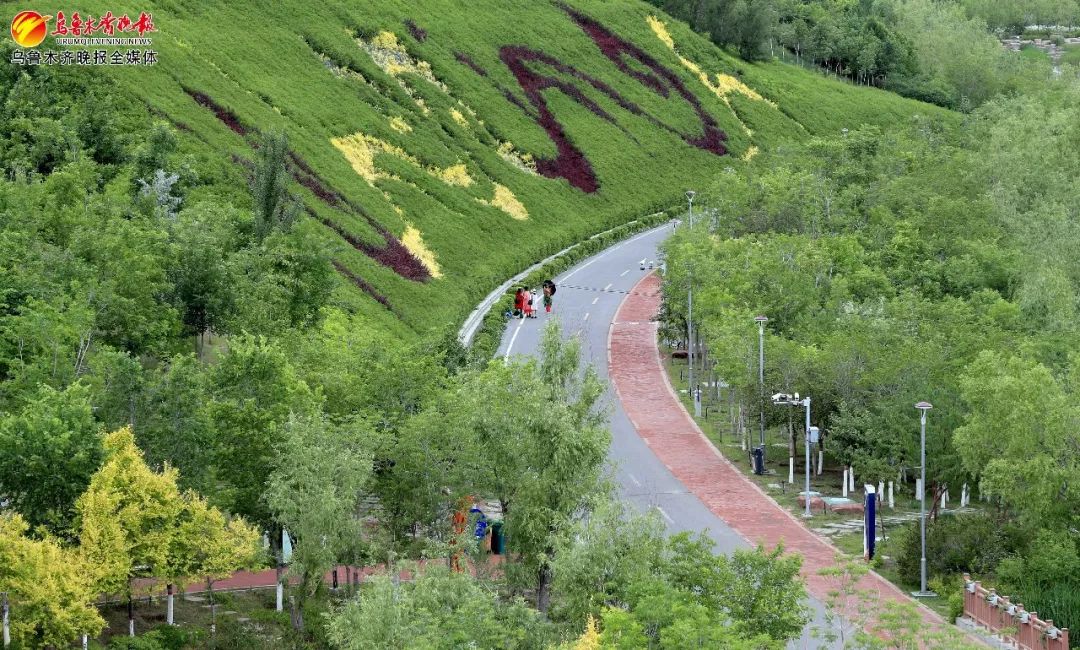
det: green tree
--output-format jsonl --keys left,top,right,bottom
{"left": 131, "top": 121, "right": 177, "bottom": 187}
{"left": 226, "top": 229, "right": 333, "bottom": 335}
{"left": 137, "top": 353, "right": 216, "bottom": 493}
{"left": 208, "top": 335, "right": 321, "bottom": 538}
{"left": 166, "top": 201, "right": 243, "bottom": 347}
{"left": 459, "top": 322, "right": 608, "bottom": 611}
{"left": 551, "top": 497, "right": 666, "bottom": 625}
{"left": 326, "top": 564, "right": 552, "bottom": 649}
{"left": 266, "top": 412, "right": 373, "bottom": 632}
{"left": 954, "top": 351, "right": 1080, "bottom": 526}
{"left": 252, "top": 130, "right": 298, "bottom": 243}
{"left": 0, "top": 382, "right": 102, "bottom": 532}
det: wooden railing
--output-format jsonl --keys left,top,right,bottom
{"left": 962, "top": 573, "right": 1070, "bottom": 650}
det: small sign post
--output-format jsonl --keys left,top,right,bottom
{"left": 864, "top": 484, "right": 877, "bottom": 561}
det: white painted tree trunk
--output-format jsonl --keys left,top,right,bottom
{"left": 877, "top": 481, "right": 884, "bottom": 506}
{"left": 888, "top": 481, "right": 894, "bottom": 508}
{"left": 817, "top": 450, "right": 823, "bottom": 475}
{"left": 916, "top": 478, "right": 923, "bottom": 501}
{"left": 842, "top": 469, "right": 849, "bottom": 498}
{"left": 848, "top": 467, "right": 855, "bottom": 492}
{"left": 788, "top": 457, "right": 794, "bottom": 484}
{"left": 3, "top": 592, "right": 10, "bottom": 648}
{"left": 167, "top": 584, "right": 174, "bottom": 625}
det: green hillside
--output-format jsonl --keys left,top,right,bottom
{"left": 11, "top": 0, "right": 949, "bottom": 338}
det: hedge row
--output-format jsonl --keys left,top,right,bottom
{"left": 468, "top": 205, "right": 679, "bottom": 362}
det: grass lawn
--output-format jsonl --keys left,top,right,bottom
{"left": 1062, "top": 44, "right": 1080, "bottom": 67}
{"left": 90, "top": 587, "right": 338, "bottom": 649}
{"left": 1019, "top": 43, "right": 1052, "bottom": 63}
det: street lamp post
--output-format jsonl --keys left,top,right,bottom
{"left": 754, "top": 316, "right": 768, "bottom": 461}
{"left": 912, "top": 401, "right": 936, "bottom": 597}
{"left": 685, "top": 191, "right": 700, "bottom": 417}
{"left": 773, "top": 393, "right": 813, "bottom": 517}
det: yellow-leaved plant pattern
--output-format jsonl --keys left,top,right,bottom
{"left": 647, "top": 15, "right": 781, "bottom": 159}
{"left": 401, "top": 225, "right": 444, "bottom": 278}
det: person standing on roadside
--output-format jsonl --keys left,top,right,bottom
{"left": 513, "top": 288, "right": 524, "bottom": 319}
{"left": 523, "top": 286, "right": 533, "bottom": 319}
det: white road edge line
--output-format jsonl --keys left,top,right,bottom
{"left": 620, "top": 269, "right": 629, "bottom": 277}
{"left": 583, "top": 312, "right": 590, "bottom": 321}
{"left": 503, "top": 320, "right": 524, "bottom": 363}
{"left": 655, "top": 506, "right": 675, "bottom": 524}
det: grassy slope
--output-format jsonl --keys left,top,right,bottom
{"left": 37, "top": 0, "right": 951, "bottom": 339}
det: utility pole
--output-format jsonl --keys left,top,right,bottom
{"left": 912, "top": 401, "right": 937, "bottom": 597}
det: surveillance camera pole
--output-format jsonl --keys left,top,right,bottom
{"left": 772, "top": 393, "right": 813, "bottom": 517}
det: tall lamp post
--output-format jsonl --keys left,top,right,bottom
{"left": 685, "top": 191, "right": 700, "bottom": 416}
{"left": 773, "top": 393, "right": 813, "bottom": 517}
{"left": 912, "top": 401, "right": 936, "bottom": 597}
{"left": 754, "top": 315, "right": 768, "bottom": 460}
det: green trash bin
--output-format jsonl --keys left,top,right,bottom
{"left": 490, "top": 521, "right": 505, "bottom": 555}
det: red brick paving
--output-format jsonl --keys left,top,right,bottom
{"left": 608, "top": 272, "right": 945, "bottom": 632}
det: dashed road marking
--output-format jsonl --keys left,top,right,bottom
{"left": 603, "top": 283, "right": 612, "bottom": 291}
{"left": 620, "top": 269, "right": 629, "bottom": 277}
{"left": 628, "top": 473, "right": 641, "bottom": 487}
{"left": 592, "top": 297, "right": 599, "bottom": 305}
{"left": 583, "top": 312, "right": 590, "bottom": 321}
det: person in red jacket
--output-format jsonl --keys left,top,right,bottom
{"left": 513, "top": 288, "right": 524, "bottom": 318}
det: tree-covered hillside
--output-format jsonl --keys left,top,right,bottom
{"left": 3, "top": 0, "right": 947, "bottom": 340}
{"left": 0, "top": 1, "right": 961, "bottom": 645}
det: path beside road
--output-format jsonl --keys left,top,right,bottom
{"left": 608, "top": 271, "right": 944, "bottom": 628}
{"left": 497, "top": 224, "right": 844, "bottom": 647}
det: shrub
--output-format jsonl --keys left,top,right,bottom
{"left": 1008, "top": 579, "right": 1080, "bottom": 639}
{"left": 929, "top": 575, "right": 964, "bottom": 622}
{"left": 894, "top": 512, "right": 1026, "bottom": 584}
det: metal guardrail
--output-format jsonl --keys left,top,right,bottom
{"left": 962, "top": 573, "right": 1070, "bottom": 650}
{"left": 456, "top": 214, "right": 669, "bottom": 346}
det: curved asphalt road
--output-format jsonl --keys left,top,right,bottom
{"left": 496, "top": 223, "right": 844, "bottom": 648}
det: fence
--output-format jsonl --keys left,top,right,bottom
{"left": 962, "top": 573, "right": 1070, "bottom": 650}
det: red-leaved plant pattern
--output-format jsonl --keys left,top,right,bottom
{"left": 184, "top": 89, "right": 430, "bottom": 294}
{"left": 461, "top": 7, "right": 727, "bottom": 192}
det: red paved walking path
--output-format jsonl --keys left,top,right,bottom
{"left": 608, "top": 272, "right": 945, "bottom": 632}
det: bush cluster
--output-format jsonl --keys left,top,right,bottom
{"left": 893, "top": 512, "right": 1027, "bottom": 585}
